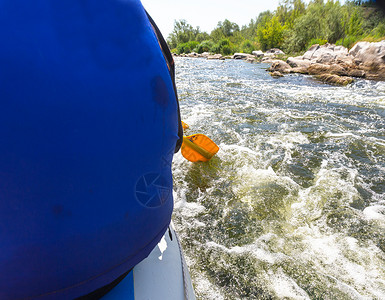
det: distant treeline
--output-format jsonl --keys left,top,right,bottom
{"left": 167, "top": 0, "right": 385, "bottom": 55}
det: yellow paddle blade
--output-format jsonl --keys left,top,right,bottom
{"left": 181, "top": 134, "right": 219, "bottom": 162}
{"left": 181, "top": 121, "right": 189, "bottom": 130}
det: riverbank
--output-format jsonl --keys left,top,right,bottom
{"left": 173, "top": 40, "right": 385, "bottom": 85}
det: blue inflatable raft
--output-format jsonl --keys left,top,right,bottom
{"left": 0, "top": 0, "right": 183, "bottom": 298}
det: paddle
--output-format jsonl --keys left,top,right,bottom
{"left": 181, "top": 134, "right": 219, "bottom": 162}
{"left": 181, "top": 121, "right": 189, "bottom": 130}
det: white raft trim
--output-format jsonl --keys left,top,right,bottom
{"left": 101, "top": 222, "right": 196, "bottom": 300}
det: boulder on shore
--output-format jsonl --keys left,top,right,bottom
{"left": 231, "top": 40, "right": 384, "bottom": 82}
{"left": 287, "top": 41, "right": 385, "bottom": 80}
{"left": 302, "top": 43, "right": 348, "bottom": 64}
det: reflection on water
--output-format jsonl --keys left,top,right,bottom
{"left": 172, "top": 58, "right": 385, "bottom": 299}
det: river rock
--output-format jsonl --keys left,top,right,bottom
{"left": 308, "top": 63, "right": 347, "bottom": 76}
{"left": 335, "top": 55, "right": 354, "bottom": 67}
{"left": 264, "top": 53, "right": 276, "bottom": 59}
{"left": 346, "top": 68, "right": 366, "bottom": 78}
{"left": 268, "top": 60, "right": 292, "bottom": 73}
{"left": 252, "top": 50, "right": 264, "bottom": 57}
{"left": 265, "top": 41, "right": 385, "bottom": 83}
{"left": 187, "top": 52, "right": 199, "bottom": 58}
{"left": 348, "top": 41, "right": 371, "bottom": 58}
{"left": 207, "top": 54, "right": 224, "bottom": 60}
{"left": 270, "top": 71, "right": 284, "bottom": 77}
{"left": 316, "top": 74, "right": 354, "bottom": 86}
{"left": 233, "top": 53, "right": 254, "bottom": 60}
{"left": 303, "top": 44, "right": 320, "bottom": 60}
{"left": 266, "top": 48, "right": 285, "bottom": 55}
{"left": 287, "top": 57, "right": 311, "bottom": 68}
{"left": 348, "top": 40, "right": 385, "bottom": 79}
{"left": 307, "top": 63, "right": 331, "bottom": 75}
{"left": 261, "top": 57, "right": 275, "bottom": 63}
{"left": 302, "top": 43, "right": 349, "bottom": 64}
{"left": 290, "top": 67, "right": 309, "bottom": 74}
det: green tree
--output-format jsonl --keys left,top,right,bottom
{"left": 167, "top": 20, "right": 201, "bottom": 49}
{"left": 195, "top": 40, "right": 215, "bottom": 54}
{"left": 240, "top": 19, "right": 258, "bottom": 40}
{"left": 258, "top": 16, "right": 285, "bottom": 50}
{"left": 283, "top": 1, "right": 328, "bottom": 52}
{"left": 210, "top": 19, "right": 240, "bottom": 42}
{"left": 347, "top": 7, "right": 363, "bottom": 36}
{"left": 325, "top": 0, "right": 344, "bottom": 43}
{"left": 255, "top": 11, "right": 274, "bottom": 50}
{"left": 176, "top": 41, "right": 199, "bottom": 54}
{"left": 168, "top": 0, "right": 385, "bottom": 55}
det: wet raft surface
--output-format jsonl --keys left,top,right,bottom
{"left": 172, "top": 58, "right": 385, "bottom": 299}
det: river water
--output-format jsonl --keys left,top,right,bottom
{"left": 171, "top": 57, "right": 385, "bottom": 299}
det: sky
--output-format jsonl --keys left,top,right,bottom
{"left": 140, "top": 0, "right": 283, "bottom": 38}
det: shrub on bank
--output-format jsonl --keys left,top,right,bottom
{"left": 336, "top": 35, "right": 361, "bottom": 49}
{"left": 306, "top": 38, "right": 328, "bottom": 49}
{"left": 176, "top": 41, "right": 199, "bottom": 54}
{"left": 239, "top": 39, "right": 256, "bottom": 54}
{"left": 195, "top": 40, "right": 215, "bottom": 54}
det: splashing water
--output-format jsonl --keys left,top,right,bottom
{"left": 172, "top": 58, "right": 385, "bottom": 299}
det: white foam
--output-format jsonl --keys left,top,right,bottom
{"left": 206, "top": 235, "right": 288, "bottom": 265}
{"left": 269, "top": 268, "right": 310, "bottom": 299}
{"left": 219, "top": 143, "right": 260, "bottom": 157}
{"left": 173, "top": 189, "right": 206, "bottom": 218}
{"left": 363, "top": 205, "right": 385, "bottom": 223}
{"left": 192, "top": 274, "right": 225, "bottom": 300}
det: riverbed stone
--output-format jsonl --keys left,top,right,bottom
{"left": 266, "top": 48, "right": 285, "bottom": 55}
{"left": 287, "top": 57, "right": 311, "bottom": 68}
{"left": 307, "top": 63, "right": 347, "bottom": 76}
{"left": 233, "top": 53, "right": 254, "bottom": 60}
{"left": 316, "top": 74, "right": 354, "bottom": 86}
{"left": 207, "top": 54, "right": 224, "bottom": 60}
{"left": 252, "top": 50, "right": 264, "bottom": 57}
{"left": 290, "top": 67, "right": 309, "bottom": 74}
{"left": 268, "top": 60, "right": 292, "bottom": 73}
{"left": 307, "top": 63, "right": 331, "bottom": 75}
{"left": 348, "top": 40, "right": 385, "bottom": 79}
{"left": 262, "top": 41, "right": 385, "bottom": 82}
{"left": 346, "top": 68, "right": 366, "bottom": 78}
{"left": 187, "top": 52, "right": 199, "bottom": 58}
{"left": 303, "top": 44, "right": 320, "bottom": 60}
{"left": 261, "top": 57, "right": 275, "bottom": 63}
{"left": 270, "top": 71, "right": 284, "bottom": 77}
{"left": 303, "top": 43, "right": 349, "bottom": 64}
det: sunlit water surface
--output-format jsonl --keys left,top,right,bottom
{"left": 171, "top": 57, "right": 385, "bottom": 299}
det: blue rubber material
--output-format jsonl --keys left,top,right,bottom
{"left": 0, "top": 1, "right": 179, "bottom": 299}
{"left": 101, "top": 270, "right": 135, "bottom": 300}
